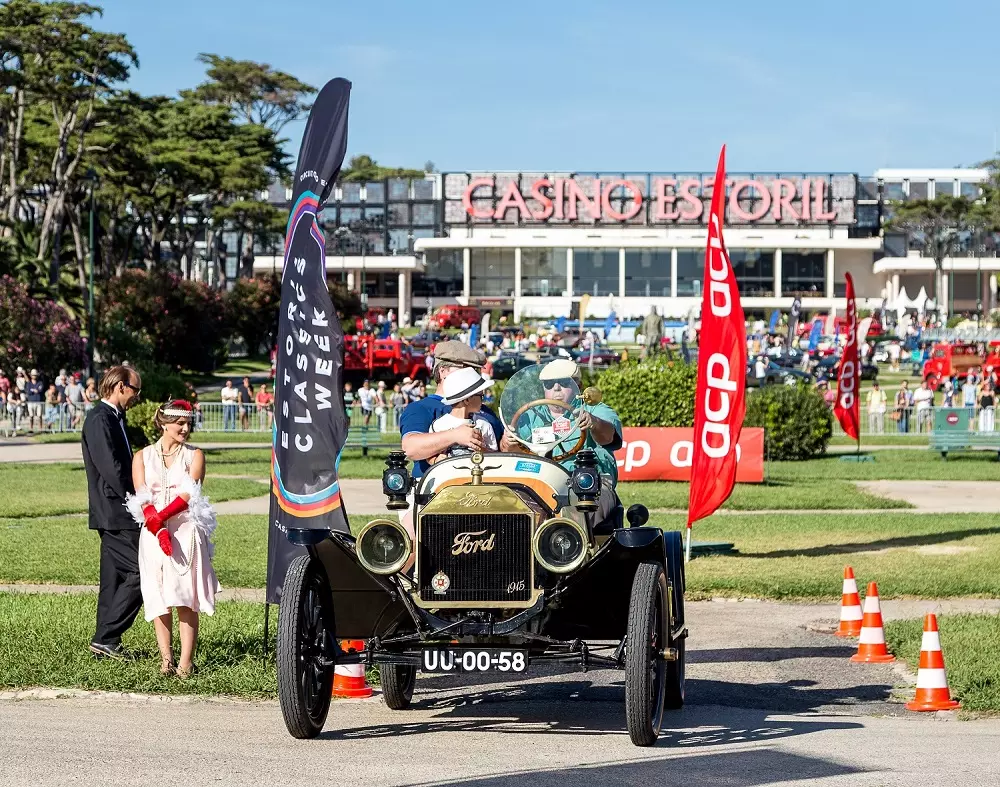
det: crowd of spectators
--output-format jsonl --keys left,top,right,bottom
{"left": 0, "top": 366, "right": 99, "bottom": 436}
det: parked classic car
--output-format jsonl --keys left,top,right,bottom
{"left": 276, "top": 364, "right": 686, "bottom": 747}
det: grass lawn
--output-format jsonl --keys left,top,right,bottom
{"left": 619, "top": 480, "right": 908, "bottom": 511}
{"left": 675, "top": 512, "right": 1000, "bottom": 600}
{"left": 201, "top": 447, "right": 394, "bottom": 479}
{"left": 0, "top": 464, "right": 266, "bottom": 519}
{"left": 886, "top": 613, "right": 1000, "bottom": 713}
{"left": 0, "top": 514, "right": 370, "bottom": 587}
{"left": 770, "top": 450, "right": 1000, "bottom": 482}
{"left": 5, "top": 511, "right": 999, "bottom": 601}
{"left": 828, "top": 435, "right": 928, "bottom": 447}
{"left": 0, "top": 593, "right": 275, "bottom": 698}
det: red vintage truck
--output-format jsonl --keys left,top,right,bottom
{"left": 922, "top": 342, "right": 1000, "bottom": 388}
{"left": 343, "top": 335, "right": 428, "bottom": 383}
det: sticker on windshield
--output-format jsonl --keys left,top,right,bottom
{"left": 552, "top": 416, "right": 572, "bottom": 435}
{"left": 531, "top": 425, "right": 555, "bottom": 443}
{"left": 514, "top": 460, "right": 541, "bottom": 473}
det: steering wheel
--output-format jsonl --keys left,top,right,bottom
{"left": 508, "top": 398, "right": 589, "bottom": 460}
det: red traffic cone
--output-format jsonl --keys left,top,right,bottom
{"left": 906, "top": 614, "right": 960, "bottom": 712}
{"left": 835, "top": 566, "right": 863, "bottom": 638}
{"left": 850, "top": 582, "right": 896, "bottom": 663}
{"left": 332, "top": 639, "right": 373, "bottom": 699}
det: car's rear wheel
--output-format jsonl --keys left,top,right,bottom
{"left": 380, "top": 664, "right": 416, "bottom": 710}
{"left": 277, "top": 554, "right": 335, "bottom": 739}
{"left": 625, "top": 562, "right": 668, "bottom": 747}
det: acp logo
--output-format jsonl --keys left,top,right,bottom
{"left": 616, "top": 440, "right": 742, "bottom": 472}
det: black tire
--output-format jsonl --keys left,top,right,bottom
{"left": 380, "top": 664, "right": 416, "bottom": 710}
{"left": 662, "top": 531, "right": 687, "bottom": 711}
{"left": 277, "top": 554, "right": 335, "bottom": 739}
{"left": 625, "top": 562, "right": 668, "bottom": 747}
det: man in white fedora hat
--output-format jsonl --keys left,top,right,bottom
{"left": 429, "top": 366, "right": 497, "bottom": 461}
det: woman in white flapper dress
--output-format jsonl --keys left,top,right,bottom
{"left": 126, "top": 399, "right": 220, "bottom": 677}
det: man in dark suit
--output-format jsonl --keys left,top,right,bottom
{"left": 81, "top": 365, "right": 143, "bottom": 659}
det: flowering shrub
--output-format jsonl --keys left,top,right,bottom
{"left": 97, "top": 270, "right": 229, "bottom": 373}
{"left": 0, "top": 275, "right": 86, "bottom": 378}
{"left": 224, "top": 274, "right": 281, "bottom": 356}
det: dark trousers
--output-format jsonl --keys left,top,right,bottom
{"left": 94, "top": 528, "right": 143, "bottom": 648}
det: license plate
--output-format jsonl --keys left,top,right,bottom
{"left": 421, "top": 648, "right": 528, "bottom": 674}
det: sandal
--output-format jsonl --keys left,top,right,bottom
{"left": 175, "top": 664, "right": 198, "bottom": 679}
{"left": 160, "top": 658, "right": 176, "bottom": 676}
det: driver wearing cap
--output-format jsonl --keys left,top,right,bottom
{"left": 500, "top": 358, "right": 623, "bottom": 524}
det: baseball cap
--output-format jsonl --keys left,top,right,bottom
{"left": 402, "top": 376, "right": 412, "bottom": 384}
{"left": 439, "top": 366, "right": 494, "bottom": 405}
{"left": 30, "top": 369, "right": 38, "bottom": 376}
{"left": 433, "top": 340, "right": 484, "bottom": 370}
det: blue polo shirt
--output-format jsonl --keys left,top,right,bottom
{"left": 400, "top": 394, "right": 505, "bottom": 479}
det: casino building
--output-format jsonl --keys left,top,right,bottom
{"left": 253, "top": 167, "right": 996, "bottom": 322}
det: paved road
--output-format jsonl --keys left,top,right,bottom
{"left": 3, "top": 599, "right": 1000, "bottom": 786}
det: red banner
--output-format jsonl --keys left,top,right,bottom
{"left": 687, "top": 146, "right": 747, "bottom": 526}
{"left": 615, "top": 428, "right": 764, "bottom": 482}
{"left": 834, "top": 272, "right": 860, "bottom": 440}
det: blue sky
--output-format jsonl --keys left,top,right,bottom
{"left": 98, "top": 0, "right": 1000, "bottom": 174}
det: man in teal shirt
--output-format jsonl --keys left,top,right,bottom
{"left": 501, "top": 359, "right": 623, "bottom": 522}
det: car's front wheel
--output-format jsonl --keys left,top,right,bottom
{"left": 380, "top": 664, "right": 416, "bottom": 710}
{"left": 625, "top": 562, "right": 668, "bottom": 747}
{"left": 277, "top": 554, "right": 335, "bottom": 739}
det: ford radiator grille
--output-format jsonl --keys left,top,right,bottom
{"left": 418, "top": 513, "right": 532, "bottom": 603}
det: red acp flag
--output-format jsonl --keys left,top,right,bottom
{"left": 687, "top": 146, "right": 747, "bottom": 527}
{"left": 833, "top": 272, "right": 861, "bottom": 441}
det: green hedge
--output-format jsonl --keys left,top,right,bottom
{"left": 596, "top": 360, "right": 697, "bottom": 427}
{"left": 126, "top": 401, "right": 160, "bottom": 451}
{"left": 744, "top": 384, "right": 832, "bottom": 460}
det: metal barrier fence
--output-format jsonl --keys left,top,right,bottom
{"left": 0, "top": 401, "right": 407, "bottom": 437}
{"left": 191, "top": 402, "right": 403, "bottom": 434}
{"left": 830, "top": 405, "right": 998, "bottom": 437}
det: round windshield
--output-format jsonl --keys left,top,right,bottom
{"left": 499, "top": 364, "right": 582, "bottom": 453}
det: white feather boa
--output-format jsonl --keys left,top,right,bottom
{"left": 124, "top": 477, "right": 218, "bottom": 538}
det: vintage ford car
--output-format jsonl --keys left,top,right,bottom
{"left": 276, "top": 366, "right": 687, "bottom": 746}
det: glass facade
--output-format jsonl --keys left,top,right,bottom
{"left": 470, "top": 248, "right": 515, "bottom": 296}
{"left": 521, "top": 248, "right": 567, "bottom": 297}
{"left": 730, "top": 250, "right": 774, "bottom": 296}
{"left": 675, "top": 250, "right": 702, "bottom": 296}
{"left": 624, "top": 249, "right": 671, "bottom": 297}
{"left": 781, "top": 252, "right": 826, "bottom": 297}
{"left": 414, "top": 249, "right": 463, "bottom": 298}
{"left": 573, "top": 249, "right": 619, "bottom": 297}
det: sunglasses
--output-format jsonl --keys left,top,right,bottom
{"left": 122, "top": 381, "right": 141, "bottom": 395}
{"left": 542, "top": 378, "right": 575, "bottom": 390}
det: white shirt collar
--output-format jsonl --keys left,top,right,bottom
{"left": 101, "top": 398, "right": 122, "bottom": 416}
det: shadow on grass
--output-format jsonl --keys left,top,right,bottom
{"left": 745, "top": 526, "right": 1000, "bottom": 558}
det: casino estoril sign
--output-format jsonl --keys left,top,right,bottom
{"left": 445, "top": 172, "right": 856, "bottom": 226}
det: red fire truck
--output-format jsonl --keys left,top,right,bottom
{"left": 343, "top": 335, "right": 428, "bottom": 383}
{"left": 922, "top": 342, "right": 1000, "bottom": 388}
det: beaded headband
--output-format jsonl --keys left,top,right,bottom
{"left": 159, "top": 399, "right": 194, "bottom": 418}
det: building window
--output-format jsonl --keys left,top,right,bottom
{"left": 935, "top": 180, "right": 954, "bottom": 198}
{"left": 883, "top": 181, "right": 904, "bottom": 201}
{"left": 730, "top": 250, "right": 774, "bottom": 296}
{"left": 470, "top": 248, "right": 515, "bottom": 297}
{"left": 909, "top": 180, "right": 928, "bottom": 200}
{"left": 960, "top": 182, "right": 981, "bottom": 199}
{"left": 781, "top": 252, "right": 826, "bottom": 297}
{"left": 676, "top": 250, "right": 702, "bottom": 296}
{"left": 572, "top": 248, "right": 619, "bottom": 297}
{"left": 624, "top": 249, "right": 671, "bottom": 296}
{"left": 521, "top": 248, "right": 567, "bottom": 297}
{"left": 414, "top": 249, "right": 464, "bottom": 298}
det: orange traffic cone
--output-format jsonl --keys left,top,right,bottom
{"left": 906, "top": 614, "right": 960, "bottom": 712}
{"left": 332, "top": 639, "right": 373, "bottom": 698}
{"left": 850, "top": 582, "right": 896, "bottom": 663}
{"left": 835, "top": 566, "right": 863, "bottom": 638}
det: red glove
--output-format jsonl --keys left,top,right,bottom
{"left": 142, "top": 505, "right": 164, "bottom": 535}
{"left": 157, "top": 495, "right": 189, "bottom": 523}
{"left": 156, "top": 528, "right": 172, "bottom": 556}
